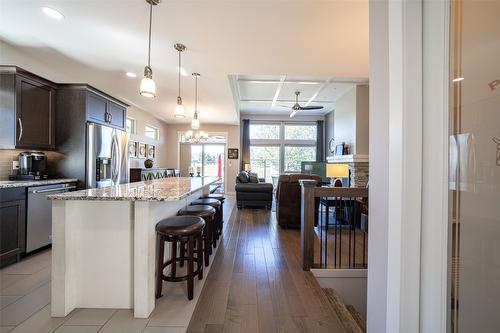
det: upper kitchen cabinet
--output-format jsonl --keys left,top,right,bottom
{"left": 58, "top": 84, "right": 127, "bottom": 130}
{"left": 0, "top": 66, "right": 56, "bottom": 150}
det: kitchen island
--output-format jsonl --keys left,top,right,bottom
{"left": 48, "top": 176, "right": 219, "bottom": 319}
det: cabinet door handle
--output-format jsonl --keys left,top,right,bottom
{"left": 18, "top": 118, "right": 23, "bottom": 142}
{"left": 108, "top": 112, "right": 113, "bottom": 123}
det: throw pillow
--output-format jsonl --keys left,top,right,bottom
{"left": 248, "top": 173, "right": 259, "bottom": 183}
{"left": 237, "top": 171, "right": 249, "bottom": 183}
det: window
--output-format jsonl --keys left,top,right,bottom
{"left": 250, "top": 146, "right": 280, "bottom": 183}
{"left": 249, "top": 121, "right": 318, "bottom": 179}
{"left": 144, "top": 125, "right": 159, "bottom": 140}
{"left": 284, "top": 124, "right": 316, "bottom": 141}
{"left": 284, "top": 146, "right": 316, "bottom": 172}
{"left": 126, "top": 117, "right": 136, "bottom": 134}
{"left": 249, "top": 123, "right": 280, "bottom": 140}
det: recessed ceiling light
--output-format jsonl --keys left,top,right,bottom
{"left": 42, "top": 7, "right": 64, "bottom": 20}
{"left": 452, "top": 77, "right": 464, "bottom": 82}
{"left": 126, "top": 72, "right": 137, "bottom": 78}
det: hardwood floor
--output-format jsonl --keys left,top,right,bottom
{"left": 187, "top": 207, "right": 347, "bottom": 333}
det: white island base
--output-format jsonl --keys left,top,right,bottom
{"left": 50, "top": 177, "right": 219, "bottom": 321}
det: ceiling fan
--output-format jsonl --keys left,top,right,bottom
{"left": 281, "top": 91, "right": 324, "bottom": 118}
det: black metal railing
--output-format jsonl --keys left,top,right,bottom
{"left": 300, "top": 180, "right": 368, "bottom": 270}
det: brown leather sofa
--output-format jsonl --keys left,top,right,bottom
{"left": 276, "top": 174, "right": 322, "bottom": 228}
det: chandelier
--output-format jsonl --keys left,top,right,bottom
{"left": 181, "top": 130, "right": 209, "bottom": 143}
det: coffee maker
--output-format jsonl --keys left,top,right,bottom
{"left": 17, "top": 151, "right": 47, "bottom": 180}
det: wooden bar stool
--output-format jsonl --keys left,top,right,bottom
{"left": 178, "top": 205, "right": 216, "bottom": 266}
{"left": 155, "top": 216, "right": 204, "bottom": 300}
{"left": 190, "top": 198, "right": 222, "bottom": 246}
{"left": 199, "top": 194, "right": 225, "bottom": 231}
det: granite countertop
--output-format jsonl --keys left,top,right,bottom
{"left": 48, "top": 177, "right": 219, "bottom": 202}
{"left": 0, "top": 178, "right": 79, "bottom": 189}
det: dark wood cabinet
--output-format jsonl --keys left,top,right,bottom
{"left": 0, "top": 67, "right": 56, "bottom": 150}
{"left": 16, "top": 75, "right": 56, "bottom": 149}
{"left": 86, "top": 90, "right": 126, "bottom": 130}
{"left": 108, "top": 101, "right": 126, "bottom": 129}
{"left": 0, "top": 188, "right": 26, "bottom": 268}
{"left": 130, "top": 168, "right": 180, "bottom": 183}
{"left": 86, "top": 92, "right": 108, "bottom": 124}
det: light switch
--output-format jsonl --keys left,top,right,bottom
{"left": 12, "top": 161, "right": 19, "bottom": 170}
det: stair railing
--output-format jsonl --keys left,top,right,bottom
{"left": 300, "top": 180, "right": 369, "bottom": 270}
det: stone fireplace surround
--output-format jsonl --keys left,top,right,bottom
{"left": 326, "top": 154, "right": 369, "bottom": 188}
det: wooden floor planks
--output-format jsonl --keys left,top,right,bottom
{"left": 187, "top": 208, "right": 347, "bottom": 333}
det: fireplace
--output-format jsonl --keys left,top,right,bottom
{"left": 326, "top": 154, "right": 369, "bottom": 188}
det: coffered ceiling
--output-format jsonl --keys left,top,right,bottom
{"left": 0, "top": 0, "right": 368, "bottom": 125}
{"left": 233, "top": 75, "right": 368, "bottom": 117}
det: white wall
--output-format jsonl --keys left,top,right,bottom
{"left": 367, "top": 1, "right": 389, "bottom": 332}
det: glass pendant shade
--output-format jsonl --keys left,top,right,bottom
{"left": 174, "top": 102, "right": 185, "bottom": 118}
{"left": 140, "top": 1, "right": 158, "bottom": 98}
{"left": 191, "top": 117, "right": 200, "bottom": 130}
{"left": 140, "top": 75, "right": 156, "bottom": 98}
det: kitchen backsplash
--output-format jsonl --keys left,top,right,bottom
{"left": 0, "top": 149, "right": 63, "bottom": 180}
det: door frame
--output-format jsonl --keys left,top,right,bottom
{"left": 368, "top": 0, "right": 450, "bottom": 331}
{"left": 420, "top": 0, "right": 450, "bottom": 331}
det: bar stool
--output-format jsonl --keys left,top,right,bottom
{"left": 191, "top": 198, "right": 222, "bottom": 246}
{"left": 178, "top": 205, "right": 216, "bottom": 266}
{"left": 199, "top": 193, "right": 225, "bottom": 231}
{"left": 155, "top": 216, "right": 204, "bottom": 300}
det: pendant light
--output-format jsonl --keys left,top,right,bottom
{"left": 173, "top": 43, "right": 186, "bottom": 118}
{"left": 191, "top": 73, "right": 201, "bottom": 130}
{"left": 139, "top": 0, "right": 159, "bottom": 98}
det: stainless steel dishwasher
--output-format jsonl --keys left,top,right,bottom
{"left": 26, "top": 183, "right": 76, "bottom": 253}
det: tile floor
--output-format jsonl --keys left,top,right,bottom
{"left": 0, "top": 197, "right": 235, "bottom": 333}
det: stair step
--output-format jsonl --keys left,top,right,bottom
{"left": 346, "top": 304, "right": 366, "bottom": 332}
{"left": 323, "top": 288, "right": 363, "bottom": 333}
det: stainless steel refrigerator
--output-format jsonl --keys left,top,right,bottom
{"left": 86, "top": 123, "right": 129, "bottom": 188}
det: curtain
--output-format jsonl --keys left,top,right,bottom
{"left": 241, "top": 119, "right": 250, "bottom": 170}
{"left": 316, "top": 120, "right": 324, "bottom": 162}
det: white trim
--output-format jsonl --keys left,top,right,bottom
{"left": 326, "top": 154, "right": 369, "bottom": 163}
{"left": 420, "top": 1, "right": 450, "bottom": 331}
{"left": 311, "top": 269, "right": 367, "bottom": 278}
{"left": 386, "top": 0, "right": 423, "bottom": 332}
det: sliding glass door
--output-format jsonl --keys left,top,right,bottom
{"left": 190, "top": 144, "right": 225, "bottom": 178}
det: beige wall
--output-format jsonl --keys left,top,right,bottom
{"left": 334, "top": 87, "right": 357, "bottom": 152}
{"left": 334, "top": 85, "right": 369, "bottom": 155}
{"left": 356, "top": 85, "right": 370, "bottom": 155}
{"left": 164, "top": 124, "right": 240, "bottom": 194}
{"left": 127, "top": 106, "right": 170, "bottom": 168}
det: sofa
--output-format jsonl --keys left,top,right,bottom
{"left": 235, "top": 171, "right": 273, "bottom": 209}
{"left": 276, "top": 174, "right": 322, "bottom": 228}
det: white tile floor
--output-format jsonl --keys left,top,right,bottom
{"left": 0, "top": 197, "right": 234, "bottom": 333}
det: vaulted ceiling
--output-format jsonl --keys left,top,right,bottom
{"left": 0, "top": 0, "right": 368, "bottom": 125}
